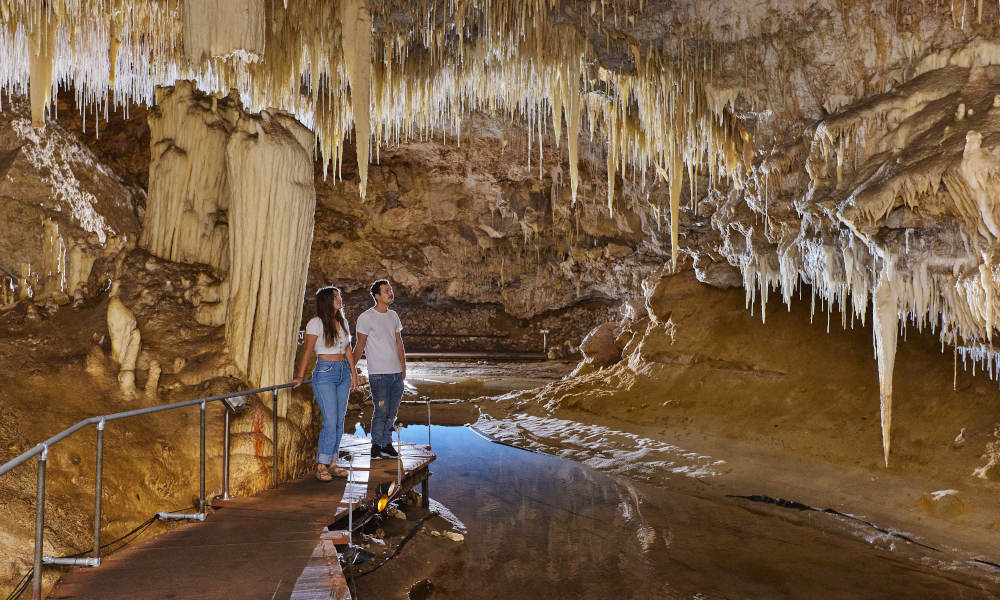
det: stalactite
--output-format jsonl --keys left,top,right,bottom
{"left": 28, "top": 16, "right": 54, "bottom": 128}
{"left": 341, "top": 0, "right": 373, "bottom": 199}
{"left": 668, "top": 152, "right": 683, "bottom": 272}
{"left": 873, "top": 276, "right": 899, "bottom": 468}
{"left": 562, "top": 67, "right": 582, "bottom": 205}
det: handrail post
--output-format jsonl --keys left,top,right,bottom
{"left": 426, "top": 398, "right": 431, "bottom": 449}
{"left": 348, "top": 459, "right": 354, "bottom": 547}
{"left": 199, "top": 401, "right": 206, "bottom": 513}
{"left": 222, "top": 408, "right": 231, "bottom": 500}
{"left": 94, "top": 419, "right": 105, "bottom": 560}
{"left": 33, "top": 446, "right": 48, "bottom": 600}
{"left": 271, "top": 389, "right": 278, "bottom": 487}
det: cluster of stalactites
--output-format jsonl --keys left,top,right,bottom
{"left": 736, "top": 114, "right": 1000, "bottom": 467}
{"left": 0, "top": 0, "right": 745, "bottom": 207}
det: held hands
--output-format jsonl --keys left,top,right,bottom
{"left": 350, "top": 374, "right": 358, "bottom": 393}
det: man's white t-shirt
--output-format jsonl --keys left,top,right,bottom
{"left": 356, "top": 307, "right": 403, "bottom": 374}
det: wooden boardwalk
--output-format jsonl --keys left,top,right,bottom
{"left": 49, "top": 436, "right": 434, "bottom": 600}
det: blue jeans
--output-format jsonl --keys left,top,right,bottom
{"left": 369, "top": 372, "right": 403, "bottom": 447}
{"left": 311, "top": 359, "right": 351, "bottom": 465}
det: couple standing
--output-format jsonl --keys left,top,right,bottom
{"left": 292, "top": 279, "right": 405, "bottom": 481}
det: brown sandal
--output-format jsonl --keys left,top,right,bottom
{"left": 331, "top": 467, "right": 349, "bottom": 478}
{"left": 316, "top": 464, "right": 333, "bottom": 482}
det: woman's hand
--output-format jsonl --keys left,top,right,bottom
{"left": 349, "top": 375, "right": 358, "bottom": 393}
{"left": 292, "top": 375, "right": 303, "bottom": 389}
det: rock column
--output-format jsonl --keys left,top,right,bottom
{"left": 226, "top": 112, "right": 316, "bottom": 416}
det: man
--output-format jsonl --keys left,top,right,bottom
{"left": 354, "top": 279, "right": 406, "bottom": 459}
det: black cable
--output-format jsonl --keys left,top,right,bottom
{"left": 352, "top": 515, "right": 432, "bottom": 578}
{"left": 62, "top": 514, "right": 159, "bottom": 558}
{"left": 2, "top": 505, "right": 193, "bottom": 600}
{"left": 4, "top": 569, "right": 31, "bottom": 600}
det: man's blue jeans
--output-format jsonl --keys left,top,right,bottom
{"left": 369, "top": 372, "right": 403, "bottom": 447}
{"left": 311, "top": 359, "right": 351, "bottom": 465}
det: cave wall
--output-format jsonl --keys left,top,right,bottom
{"left": 306, "top": 113, "right": 666, "bottom": 325}
{"left": 0, "top": 97, "right": 137, "bottom": 310}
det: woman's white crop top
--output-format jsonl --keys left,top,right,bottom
{"left": 306, "top": 317, "right": 351, "bottom": 354}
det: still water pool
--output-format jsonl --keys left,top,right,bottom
{"left": 349, "top": 421, "right": 1000, "bottom": 599}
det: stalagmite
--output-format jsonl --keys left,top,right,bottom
{"left": 341, "top": 0, "right": 373, "bottom": 199}
{"left": 225, "top": 112, "right": 315, "bottom": 416}
{"left": 873, "top": 277, "right": 899, "bottom": 467}
{"left": 107, "top": 296, "right": 141, "bottom": 398}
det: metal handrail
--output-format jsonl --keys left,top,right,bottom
{"left": 0, "top": 379, "right": 310, "bottom": 600}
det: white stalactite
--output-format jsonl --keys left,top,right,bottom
{"left": 28, "top": 18, "right": 54, "bottom": 128}
{"left": 872, "top": 276, "right": 898, "bottom": 467}
{"left": 341, "top": 0, "right": 372, "bottom": 199}
{"left": 669, "top": 153, "right": 684, "bottom": 273}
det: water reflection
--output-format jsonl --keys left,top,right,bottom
{"left": 354, "top": 423, "right": 1000, "bottom": 599}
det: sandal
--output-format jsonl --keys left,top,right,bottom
{"left": 331, "top": 467, "right": 349, "bottom": 478}
{"left": 316, "top": 464, "right": 333, "bottom": 482}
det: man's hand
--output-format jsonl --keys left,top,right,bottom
{"left": 292, "top": 376, "right": 303, "bottom": 389}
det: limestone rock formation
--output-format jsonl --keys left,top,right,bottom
{"left": 579, "top": 322, "right": 621, "bottom": 367}
{"left": 309, "top": 114, "right": 668, "bottom": 321}
{"left": 107, "top": 296, "right": 141, "bottom": 396}
{"left": 506, "top": 270, "right": 1000, "bottom": 491}
{"left": 143, "top": 83, "right": 316, "bottom": 417}
{"left": 0, "top": 98, "right": 138, "bottom": 310}
{"left": 225, "top": 109, "right": 316, "bottom": 414}
{"left": 141, "top": 81, "right": 234, "bottom": 272}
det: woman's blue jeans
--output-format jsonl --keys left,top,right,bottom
{"left": 311, "top": 359, "right": 351, "bottom": 465}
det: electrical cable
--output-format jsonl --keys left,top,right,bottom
{"left": 352, "top": 515, "right": 432, "bottom": 578}
{"left": 3, "top": 569, "right": 30, "bottom": 600}
{"left": 3, "top": 505, "right": 193, "bottom": 600}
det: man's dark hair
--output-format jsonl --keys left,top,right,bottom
{"left": 370, "top": 279, "right": 390, "bottom": 301}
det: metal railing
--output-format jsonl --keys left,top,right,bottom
{"left": 0, "top": 380, "right": 308, "bottom": 600}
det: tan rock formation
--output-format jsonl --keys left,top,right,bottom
{"left": 579, "top": 322, "right": 621, "bottom": 367}
{"left": 225, "top": 111, "right": 315, "bottom": 416}
{"left": 143, "top": 84, "right": 315, "bottom": 418}
{"left": 308, "top": 114, "right": 667, "bottom": 320}
{"left": 107, "top": 296, "right": 141, "bottom": 396}
{"left": 0, "top": 98, "right": 137, "bottom": 309}
{"left": 141, "top": 81, "right": 233, "bottom": 271}
{"left": 183, "top": 0, "right": 265, "bottom": 65}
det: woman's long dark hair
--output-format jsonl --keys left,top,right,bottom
{"left": 315, "top": 286, "right": 349, "bottom": 347}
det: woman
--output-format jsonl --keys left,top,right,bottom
{"left": 293, "top": 286, "right": 358, "bottom": 480}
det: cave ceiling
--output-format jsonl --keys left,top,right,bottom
{"left": 5, "top": 0, "right": 1000, "bottom": 461}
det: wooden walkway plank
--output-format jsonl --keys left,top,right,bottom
{"left": 49, "top": 434, "right": 435, "bottom": 600}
